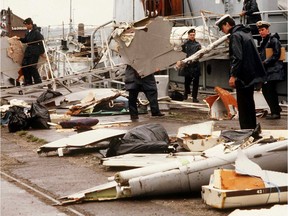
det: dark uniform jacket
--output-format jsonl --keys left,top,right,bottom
{"left": 229, "top": 24, "right": 266, "bottom": 88}
{"left": 125, "top": 65, "right": 157, "bottom": 91}
{"left": 20, "top": 24, "right": 44, "bottom": 58}
{"left": 180, "top": 39, "right": 201, "bottom": 77}
{"left": 242, "top": 0, "right": 261, "bottom": 24}
{"left": 258, "top": 33, "right": 285, "bottom": 81}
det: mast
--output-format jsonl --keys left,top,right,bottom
{"left": 7, "top": 7, "right": 12, "bottom": 37}
{"left": 224, "top": 0, "right": 231, "bottom": 14}
{"left": 69, "top": 0, "right": 73, "bottom": 35}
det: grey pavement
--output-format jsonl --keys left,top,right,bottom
{"left": 1, "top": 177, "right": 67, "bottom": 216}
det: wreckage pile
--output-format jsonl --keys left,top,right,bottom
{"left": 1, "top": 86, "right": 287, "bottom": 215}
{"left": 54, "top": 122, "right": 287, "bottom": 212}
{"left": 1, "top": 88, "right": 128, "bottom": 132}
{"left": 1, "top": 13, "right": 287, "bottom": 215}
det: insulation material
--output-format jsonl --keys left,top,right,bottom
{"left": 213, "top": 169, "right": 265, "bottom": 190}
{"left": 7, "top": 37, "right": 24, "bottom": 64}
{"left": 1, "top": 36, "right": 21, "bottom": 80}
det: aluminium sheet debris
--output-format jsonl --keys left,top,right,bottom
{"left": 205, "top": 89, "right": 270, "bottom": 120}
{"left": 176, "top": 121, "right": 221, "bottom": 152}
{"left": 113, "top": 17, "right": 186, "bottom": 77}
{"left": 228, "top": 204, "right": 288, "bottom": 216}
{"left": 101, "top": 129, "right": 288, "bottom": 168}
{"left": 37, "top": 128, "right": 127, "bottom": 155}
{"left": 58, "top": 134, "right": 287, "bottom": 204}
{"left": 201, "top": 150, "right": 288, "bottom": 209}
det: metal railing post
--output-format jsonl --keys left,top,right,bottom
{"left": 90, "top": 20, "right": 116, "bottom": 69}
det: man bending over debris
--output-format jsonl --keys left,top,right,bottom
{"left": 215, "top": 14, "right": 266, "bottom": 136}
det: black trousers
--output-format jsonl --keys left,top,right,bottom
{"left": 236, "top": 85, "right": 257, "bottom": 129}
{"left": 128, "top": 89, "right": 160, "bottom": 116}
{"left": 184, "top": 75, "right": 199, "bottom": 99}
{"left": 262, "top": 81, "right": 281, "bottom": 115}
{"left": 22, "top": 55, "right": 42, "bottom": 85}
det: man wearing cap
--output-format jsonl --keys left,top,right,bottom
{"left": 179, "top": 28, "right": 201, "bottom": 102}
{"left": 17, "top": 18, "right": 44, "bottom": 85}
{"left": 215, "top": 14, "right": 266, "bottom": 132}
{"left": 257, "top": 21, "right": 284, "bottom": 119}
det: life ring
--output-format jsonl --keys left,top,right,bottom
{"left": 0, "top": 22, "right": 7, "bottom": 29}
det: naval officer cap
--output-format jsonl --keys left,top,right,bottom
{"left": 215, "top": 14, "right": 233, "bottom": 30}
{"left": 256, "top": 21, "right": 271, "bottom": 29}
{"left": 188, "top": 28, "right": 196, "bottom": 34}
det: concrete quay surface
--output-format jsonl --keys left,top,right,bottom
{"left": 1, "top": 101, "right": 287, "bottom": 216}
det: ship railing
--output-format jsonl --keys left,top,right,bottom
{"left": 38, "top": 47, "right": 76, "bottom": 80}
{"left": 167, "top": 11, "right": 227, "bottom": 46}
{"left": 167, "top": 9, "right": 288, "bottom": 51}
{"left": 166, "top": 11, "right": 229, "bottom": 61}
{"left": 90, "top": 20, "right": 117, "bottom": 70}
{"left": 37, "top": 26, "right": 125, "bottom": 90}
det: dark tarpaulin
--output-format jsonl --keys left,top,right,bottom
{"left": 106, "top": 123, "right": 171, "bottom": 157}
{"left": 220, "top": 123, "right": 262, "bottom": 143}
{"left": 8, "top": 106, "right": 30, "bottom": 132}
{"left": 37, "top": 89, "right": 63, "bottom": 103}
{"left": 29, "top": 102, "right": 51, "bottom": 129}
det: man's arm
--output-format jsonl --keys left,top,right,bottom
{"left": 230, "top": 34, "right": 243, "bottom": 78}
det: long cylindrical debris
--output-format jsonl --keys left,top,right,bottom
{"left": 181, "top": 34, "right": 230, "bottom": 64}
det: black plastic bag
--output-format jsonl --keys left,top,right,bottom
{"left": 106, "top": 123, "right": 170, "bottom": 157}
{"left": 29, "top": 102, "right": 51, "bottom": 129}
{"left": 169, "top": 90, "right": 184, "bottom": 101}
{"left": 123, "top": 123, "right": 169, "bottom": 142}
{"left": 107, "top": 140, "right": 170, "bottom": 157}
{"left": 36, "top": 89, "right": 63, "bottom": 103}
{"left": 8, "top": 106, "right": 30, "bottom": 132}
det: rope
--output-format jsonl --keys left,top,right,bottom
{"left": 21, "top": 39, "right": 44, "bottom": 45}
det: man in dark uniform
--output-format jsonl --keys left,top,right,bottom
{"left": 125, "top": 65, "right": 164, "bottom": 120}
{"left": 215, "top": 14, "right": 266, "bottom": 130}
{"left": 180, "top": 28, "right": 201, "bottom": 102}
{"left": 240, "top": 0, "right": 262, "bottom": 43}
{"left": 18, "top": 18, "right": 44, "bottom": 85}
{"left": 257, "top": 21, "right": 284, "bottom": 119}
